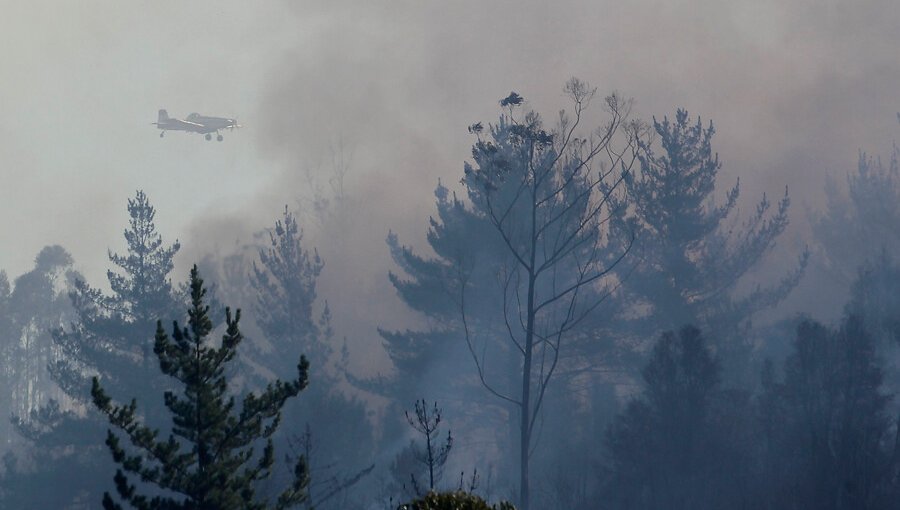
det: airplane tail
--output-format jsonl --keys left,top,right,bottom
{"left": 158, "top": 109, "right": 169, "bottom": 123}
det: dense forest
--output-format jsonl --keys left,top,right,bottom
{"left": 3, "top": 82, "right": 900, "bottom": 510}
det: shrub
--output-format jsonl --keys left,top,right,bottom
{"left": 398, "top": 491, "right": 515, "bottom": 510}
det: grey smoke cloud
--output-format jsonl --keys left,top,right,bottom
{"left": 1, "top": 0, "right": 898, "bottom": 329}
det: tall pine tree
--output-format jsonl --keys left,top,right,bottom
{"left": 52, "top": 189, "right": 182, "bottom": 400}
{"left": 604, "top": 109, "right": 806, "bottom": 374}
{"left": 92, "top": 265, "right": 310, "bottom": 510}
{"left": 250, "top": 206, "right": 326, "bottom": 373}
{"left": 249, "top": 206, "right": 374, "bottom": 509}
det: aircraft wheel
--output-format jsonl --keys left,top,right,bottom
{"left": 159, "top": 132, "right": 164, "bottom": 138}
{"left": 217, "top": 134, "right": 223, "bottom": 142}
{"left": 205, "top": 133, "right": 212, "bottom": 141}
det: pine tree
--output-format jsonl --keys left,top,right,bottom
{"left": 376, "top": 182, "right": 508, "bottom": 403}
{"left": 758, "top": 316, "right": 899, "bottom": 509}
{"left": 605, "top": 326, "right": 753, "bottom": 510}
{"left": 249, "top": 206, "right": 374, "bottom": 509}
{"left": 846, "top": 252, "right": 900, "bottom": 345}
{"left": 52, "top": 189, "right": 182, "bottom": 402}
{"left": 91, "top": 265, "right": 310, "bottom": 510}
{"left": 605, "top": 109, "right": 806, "bottom": 372}
{"left": 814, "top": 148, "right": 900, "bottom": 291}
{"left": 250, "top": 205, "right": 326, "bottom": 374}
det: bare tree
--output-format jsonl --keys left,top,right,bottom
{"left": 405, "top": 399, "right": 453, "bottom": 492}
{"left": 455, "top": 79, "right": 640, "bottom": 509}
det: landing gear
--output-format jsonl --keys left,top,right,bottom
{"left": 159, "top": 131, "right": 164, "bottom": 138}
{"left": 205, "top": 133, "right": 212, "bottom": 141}
{"left": 216, "top": 134, "right": 223, "bottom": 142}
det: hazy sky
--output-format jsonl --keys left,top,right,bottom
{"left": 2, "top": 1, "right": 899, "bottom": 322}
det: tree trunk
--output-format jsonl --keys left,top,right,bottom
{"left": 520, "top": 271, "right": 536, "bottom": 510}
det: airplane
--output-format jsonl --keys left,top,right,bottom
{"left": 153, "top": 109, "right": 241, "bottom": 141}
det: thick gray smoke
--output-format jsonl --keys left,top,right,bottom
{"left": 3, "top": 0, "right": 899, "bottom": 311}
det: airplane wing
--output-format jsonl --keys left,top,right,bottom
{"left": 174, "top": 119, "right": 205, "bottom": 128}
{"left": 153, "top": 119, "right": 204, "bottom": 128}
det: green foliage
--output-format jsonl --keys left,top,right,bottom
{"left": 606, "top": 109, "right": 806, "bottom": 368}
{"left": 251, "top": 205, "right": 326, "bottom": 373}
{"left": 4, "top": 246, "right": 79, "bottom": 426}
{"left": 52, "top": 189, "right": 182, "bottom": 404}
{"left": 108, "top": 190, "right": 182, "bottom": 323}
{"left": 398, "top": 491, "right": 515, "bottom": 510}
{"left": 757, "top": 316, "right": 899, "bottom": 509}
{"left": 250, "top": 206, "right": 375, "bottom": 510}
{"left": 605, "top": 326, "right": 754, "bottom": 510}
{"left": 847, "top": 252, "right": 900, "bottom": 345}
{"left": 92, "top": 265, "right": 310, "bottom": 510}
{"left": 814, "top": 148, "right": 900, "bottom": 289}
{"left": 2, "top": 192, "right": 183, "bottom": 509}
{"left": 0, "top": 246, "right": 92, "bottom": 510}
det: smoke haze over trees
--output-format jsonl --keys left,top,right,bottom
{"left": 4, "top": 2, "right": 900, "bottom": 508}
